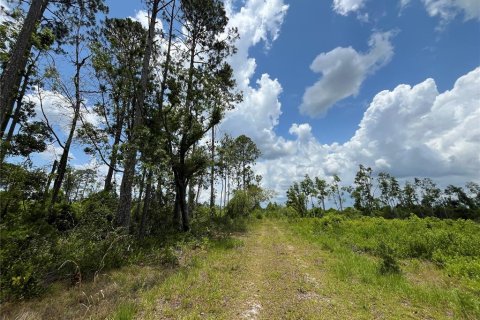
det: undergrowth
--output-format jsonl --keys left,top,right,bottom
{"left": 288, "top": 213, "right": 480, "bottom": 318}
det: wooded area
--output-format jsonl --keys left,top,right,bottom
{"left": 0, "top": 0, "right": 267, "bottom": 300}
{"left": 0, "top": 0, "right": 478, "bottom": 314}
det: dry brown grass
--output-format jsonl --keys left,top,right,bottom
{"left": 0, "top": 264, "right": 173, "bottom": 319}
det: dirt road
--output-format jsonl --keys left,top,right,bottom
{"left": 142, "top": 219, "right": 342, "bottom": 319}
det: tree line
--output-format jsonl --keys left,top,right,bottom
{"left": 0, "top": 0, "right": 268, "bottom": 231}
{"left": 284, "top": 165, "right": 480, "bottom": 220}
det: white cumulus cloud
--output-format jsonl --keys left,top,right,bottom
{"left": 333, "top": 0, "right": 479, "bottom": 27}
{"left": 26, "top": 87, "right": 101, "bottom": 136}
{"left": 400, "top": 0, "right": 412, "bottom": 8}
{"left": 422, "top": 0, "right": 480, "bottom": 22}
{"left": 289, "top": 123, "right": 313, "bottom": 142}
{"left": 218, "top": 1, "right": 479, "bottom": 202}
{"left": 256, "top": 67, "right": 480, "bottom": 202}
{"left": 130, "top": 9, "right": 164, "bottom": 32}
{"left": 343, "top": 67, "right": 480, "bottom": 178}
{"left": 299, "top": 31, "right": 395, "bottom": 118}
{"left": 220, "top": 73, "right": 295, "bottom": 159}
{"left": 38, "top": 144, "right": 67, "bottom": 163}
{"left": 225, "top": 0, "right": 288, "bottom": 91}
{"left": 332, "top": 0, "right": 367, "bottom": 15}
{"left": 219, "top": 0, "right": 291, "bottom": 159}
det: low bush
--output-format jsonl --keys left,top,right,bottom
{"left": 0, "top": 191, "right": 132, "bottom": 300}
{"left": 312, "top": 213, "right": 346, "bottom": 233}
{"left": 0, "top": 204, "right": 57, "bottom": 299}
{"left": 377, "top": 242, "right": 401, "bottom": 275}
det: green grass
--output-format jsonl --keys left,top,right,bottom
{"left": 0, "top": 216, "right": 255, "bottom": 320}
{"left": 113, "top": 303, "right": 137, "bottom": 320}
{"left": 2, "top": 214, "right": 479, "bottom": 319}
{"left": 288, "top": 214, "right": 480, "bottom": 319}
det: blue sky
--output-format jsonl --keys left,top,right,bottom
{"left": 249, "top": 0, "right": 480, "bottom": 144}
{"left": 215, "top": 0, "right": 479, "bottom": 198}
{"left": 109, "top": 0, "right": 479, "bottom": 144}
{"left": 5, "top": 0, "right": 478, "bottom": 201}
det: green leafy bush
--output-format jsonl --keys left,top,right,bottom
{"left": 159, "top": 246, "right": 180, "bottom": 267}
{"left": 0, "top": 200, "right": 57, "bottom": 300}
{"left": 226, "top": 186, "right": 269, "bottom": 218}
{"left": 56, "top": 192, "right": 131, "bottom": 279}
{"left": 312, "top": 213, "right": 346, "bottom": 233}
{"left": 377, "top": 242, "right": 401, "bottom": 275}
{"left": 0, "top": 191, "right": 129, "bottom": 300}
{"left": 1, "top": 233, "right": 56, "bottom": 299}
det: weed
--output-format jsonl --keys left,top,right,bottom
{"left": 113, "top": 302, "right": 136, "bottom": 320}
{"left": 214, "top": 237, "right": 244, "bottom": 250}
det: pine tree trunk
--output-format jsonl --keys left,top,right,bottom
{"left": 173, "top": 183, "right": 181, "bottom": 229}
{"left": 178, "top": 178, "right": 190, "bottom": 232}
{"left": 50, "top": 106, "right": 80, "bottom": 205}
{"left": 50, "top": 29, "right": 84, "bottom": 206}
{"left": 43, "top": 160, "right": 58, "bottom": 201}
{"left": 104, "top": 105, "right": 125, "bottom": 191}
{"left": 139, "top": 169, "right": 153, "bottom": 239}
{"left": 0, "top": 56, "right": 38, "bottom": 165}
{"left": 50, "top": 104, "right": 80, "bottom": 205}
{"left": 0, "top": 0, "right": 48, "bottom": 127}
{"left": 156, "top": 176, "right": 163, "bottom": 208}
{"left": 209, "top": 125, "right": 215, "bottom": 216}
{"left": 195, "top": 176, "right": 202, "bottom": 207}
{"left": 226, "top": 174, "right": 230, "bottom": 205}
{"left": 172, "top": 167, "right": 190, "bottom": 231}
{"left": 224, "top": 173, "right": 227, "bottom": 209}
{"left": 242, "top": 159, "right": 246, "bottom": 191}
{"left": 219, "top": 172, "right": 224, "bottom": 213}
{"left": 116, "top": 0, "right": 159, "bottom": 230}
{"left": 116, "top": 147, "right": 136, "bottom": 228}
{"left": 134, "top": 167, "right": 147, "bottom": 224}
{"left": 188, "top": 178, "right": 197, "bottom": 219}
{"left": 187, "top": 145, "right": 196, "bottom": 218}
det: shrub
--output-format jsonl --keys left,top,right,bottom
{"left": 1, "top": 236, "right": 56, "bottom": 299}
{"left": 57, "top": 228, "right": 132, "bottom": 280}
{"left": 304, "top": 215, "right": 480, "bottom": 280}
{"left": 309, "top": 207, "right": 324, "bottom": 218}
{"left": 377, "top": 242, "right": 401, "bottom": 275}
{"left": 159, "top": 246, "right": 180, "bottom": 267}
{"left": 226, "top": 186, "right": 270, "bottom": 218}
{"left": 47, "top": 202, "right": 78, "bottom": 231}
{"left": 0, "top": 201, "right": 58, "bottom": 300}
{"left": 406, "top": 234, "right": 434, "bottom": 259}
{"left": 56, "top": 192, "right": 131, "bottom": 280}
{"left": 313, "top": 214, "right": 346, "bottom": 233}
{"left": 342, "top": 207, "right": 361, "bottom": 219}
{"left": 443, "top": 256, "right": 480, "bottom": 280}
{"left": 278, "top": 206, "right": 299, "bottom": 218}
{"left": 226, "top": 190, "right": 253, "bottom": 218}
